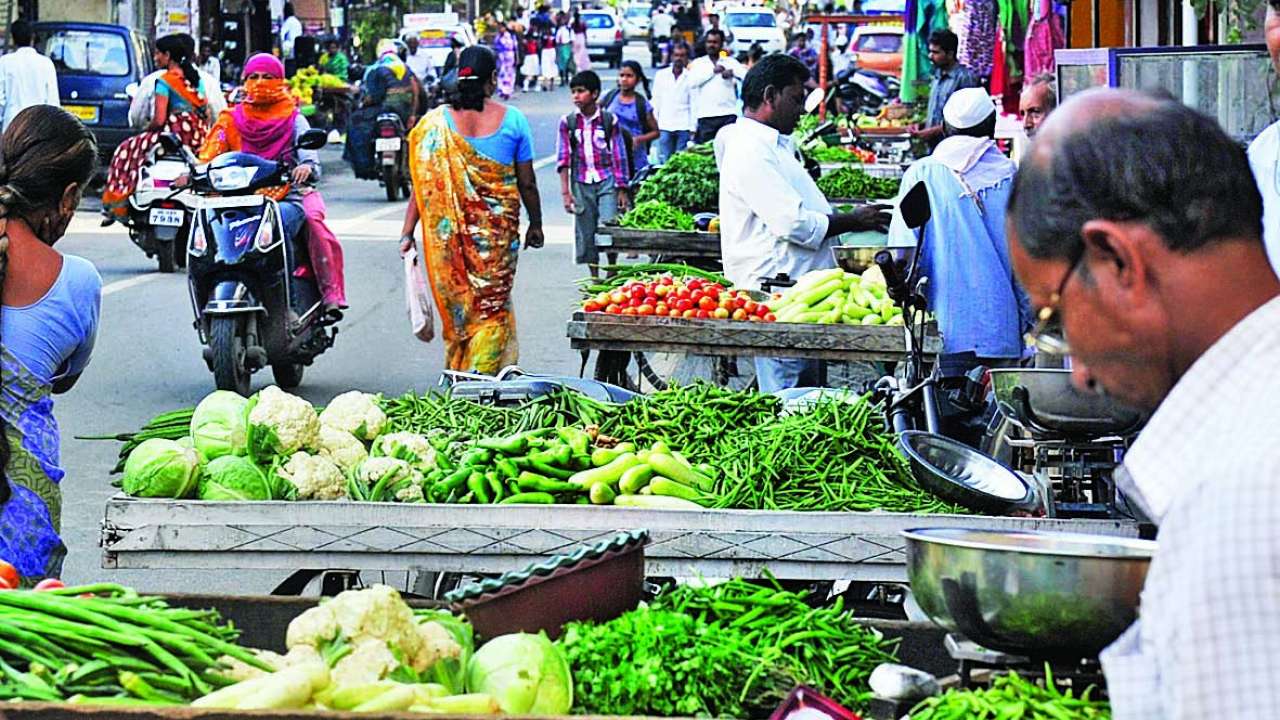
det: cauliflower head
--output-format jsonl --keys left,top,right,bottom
{"left": 319, "top": 391, "right": 388, "bottom": 441}
{"left": 350, "top": 457, "right": 423, "bottom": 503}
{"left": 276, "top": 451, "right": 347, "bottom": 500}
{"left": 247, "top": 386, "right": 320, "bottom": 462}
{"left": 371, "top": 432, "right": 438, "bottom": 470}
{"left": 315, "top": 425, "right": 368, "bottom": 474}
{"left": 331, "top": 637, "right": 400, "bottom": 688}
{"left": 394, "top": 483, "right": 426, "bottom": 504}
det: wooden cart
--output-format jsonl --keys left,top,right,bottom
{"left": 595, "top": 226, "right": 721, "bottom": 260}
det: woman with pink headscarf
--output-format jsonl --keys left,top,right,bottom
{"left": 198, "top": 54, "right": 347, "bottom": 317}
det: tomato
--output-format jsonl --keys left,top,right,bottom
{"left": 743, "top": 300, "right": 759, "bottom": 314}
{"left": 732, "top": 308, "right": 749, "bottom": 321}
{"left": 709, "top": 284, "right": 725, "bottom": 294}
{"left": 682, "top": 309, "right": 697, "bottom": 319}
{"left": 696, "top": 309, "right": 711, "bottom": 319}
{"left": 610, "top": 291, "right": 627, "bottom": 305}
{"left": 605, "top": 303, "right": 621, "bottom": 314}
{"left": 644, "top": 295, "right": 659, "bottom": 306}
{"left": 719, "top": 297, "right": 733, "bottom": 310}
{"left": 698, "top": 296, "right": 718, "bottom": 311}
{"left": 654, "top": 285, "right": 671, "bottom": 298}
{"left": 713, "top": 307, "right": 731, "bottom": 319}
{"left": 755, "top": 304, "right": 770, "bottom": 317}
{"left": 0, "top": 561, "right": 17, "bottom": 590}
{"left": 676, "top": 287, "right": 692, "bottom": 300}
{"left": 583, "top": 300, "right": 602, "bottom": 312}
{"left": 688, "top": 279, "right": 704, "bottom": 291}
{"left": 622, "top": 307, "right": 638, "bottom": 315}
{"left": 747, "top": 314, "right": 762, "bottom": 322}
{"left": 655, "top": 303, "right": 669, "bottom": 316}
{"left": 669, "top": 309, "right": 682, "bottom": 318}
{"left": 34, "top": 578, "right": 65, "bottom": 591}
{"left": 660, "top": 276, "right": 674, "bottom": 285}
{"left": 733, "top": 297, "right": 747, "bottom": 309}
{"left": 597, "top": 293, "right": 611, "bottom": 306}
{"left": 628, "top": 296, "right": 643, "bottom": 308}
{"left": 764, "top": 313, "right": 777, "bottom": 322}
{"left": 629, "top": 286, "right": 646, "bottom": 300}
{"left": 637, "top": 304, "right": 655, "bottom": 316}
{"left": 675, "top": 298, "right": 693, "bottom": 312}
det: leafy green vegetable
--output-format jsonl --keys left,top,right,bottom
{"left": 634, "top": 150, "right": 720, "bottom": 213}
{"left": 817, "top": 167, "right": 900, "bottom": 199}
{"left": 121, "top": 438, "right": 201, "bottom": 499}
{"left": 617, "top": 200, "right": 696, "bottom": 231}
{"left": 190, "top": 390, "right": 249, "bottom": 462}
{"left": 197, "top": 455, "right": 273, "bottom": 501}
{"left": 465, "top": 632, "right": 572, "bottom": 714}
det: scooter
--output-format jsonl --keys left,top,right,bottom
{"left": 124, "top": 137, "right": 198, "bottom": 273}
{"left": 373, "top": 112, "right": 411, "bottom": 202}
{"left": 834, "top": 66, "right": 901, "bottom": 118}
{"left": 183, "top": 128, "right": 340, "bottom": 396}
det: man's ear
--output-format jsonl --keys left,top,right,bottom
{"left": 1080, "top": 219, "right": 1148, "bottom": 297}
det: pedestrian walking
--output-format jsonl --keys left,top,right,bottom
{"left": 0, "top": 105, "right": 102, "bottom": 585}
{"left": 651, "top": 41, "right": 693, "bottom": 163}
{"left": 603, "top": 61, "right": 658, "bottom": 174}
{"left": 558, "top": 70, "right": 631, "bottom": 277}
{"left": 0, "top": 20, "right": 60, "bottom": 134}
{"left": 539, "top": 30, "right": 559, "bottom": 90}
{"left": 399, "top": 46, "right": 544, "bottom": 374}
{"left": 520, "top": 33, "right": 541, "bottom": 91}
{"left": 571, "top": 13, "right": 592, "bottom": 73}
{"left": 494, "top": 22, "right": 518, "bottom": 99}
{"left": 555, "top": 13, "right": 574, "bottom": 84}
{"left": 280, "top": 2, "right": 304, "bottom": 77}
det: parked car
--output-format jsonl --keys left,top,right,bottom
{"left": 722, "top": 7, "right": 785, "bottom": 55}
{"left": 848, "top": 24, "right": 904, "bottom": 77}
{"left": 621, "top": 4, "right": 652, "bottom": 41}
{"left": 580, "top": 10, "right": 624, "bottom": 68}
{"left": 33, "top": 22, "right": 153, "bottom": 161}
{"left": 401, "top": 22, "right": 476, "bottom": 74}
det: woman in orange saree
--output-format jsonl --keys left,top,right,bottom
{"left": 399, "top": 46, "right": 544, "bottom": 374}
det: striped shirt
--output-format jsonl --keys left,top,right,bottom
{"left": 556, "top": 109, "right": 630, "bottom": 186}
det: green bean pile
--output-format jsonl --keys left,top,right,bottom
{"left": 817, "top": 166, "right": 901, "bottom": 200}
{"left": 0, "top": 584, "right": 267, "bottom": 704}
{"left": 595, "top": 383, "right": 782, "bottom": 453}
{"left": 653, "top": 576, "right": 900, "bottom": 712}
{"left": 909, "top": 668, "right": 1111, "bottom": 719}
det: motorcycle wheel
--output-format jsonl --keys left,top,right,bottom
{"left": 155, "top": 235, "right": 176, "bottom": 274}
{"left": 272, "top": 361, "right": 305, "bottom": 390}
{"left": 383, "top": 165, "right": 399, "bottom": 202}
{"left": 210, "top": 316, "right": 252, "bottom": 397}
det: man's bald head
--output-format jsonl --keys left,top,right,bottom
{"left": 1011, "top": 88, "right": 1261, "bottom": 262}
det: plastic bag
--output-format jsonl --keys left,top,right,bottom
{"left": 403, "top": 248, "right": 435, "bottom": 342}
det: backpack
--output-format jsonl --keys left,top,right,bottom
{"left": 564, "top": 109, "right": 637, "bottom": 186}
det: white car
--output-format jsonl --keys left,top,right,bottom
{"left": 402, "top": 23, "right": 477, "bottom": 73}
{"left": 723, "top": 7, "right": 785, "bottom": 55}
{"left": 622, "top": 4, "right": 652, "bottom": 41}
{"left": 580, "top": 10, "right": 625, "bottom": 68}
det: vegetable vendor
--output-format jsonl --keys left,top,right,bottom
{"left": 887, "top": 87, "right": 1032, "bottom": 443}
{"left": 1008, "top": 87, "right": 1280, "bottom": 720}
{"left": 716, "top": 54, "right": 889, "bottom": 393}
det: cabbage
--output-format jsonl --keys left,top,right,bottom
{"left": 197, "top": 455, "right": 273, "bottom": 501}
{"left": 191, "top": 390, "right": 249, "bottom": 462}
{"left": 465, "top": 632, "right": 572, "bottom": 715}
{"left": 122, "top": 439, "right": 201, "bottom": 499}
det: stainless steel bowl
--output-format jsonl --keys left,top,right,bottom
{"left": 903, "top": 528, "right": 1155, "bottom": 657}
{"left": 989, "top": 368, "right": 1145, "bottom": 437}
{"left": 832, "top": 244, "right": 916, "bottom": 274}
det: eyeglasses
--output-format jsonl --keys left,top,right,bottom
{"left": 1025, "top": 246, "right": 1083, "bottom": 356}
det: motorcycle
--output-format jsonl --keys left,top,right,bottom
{"left": 373, "top": 112, "right": 411, "bottom": 202}
{"left": 834, "top": 67, "right": 901, "bottom": 119}
{"left": 124, "top": 136, "right": 198, "bottom": 273}
{"left": 183, "top": 128, "right": 340, "bottom": 396}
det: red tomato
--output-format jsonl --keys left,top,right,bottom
{"left": 605, "top": 303, "right": 622, "bottom": 314}
{"left": 629, "top": 296, "right": 643, "bottom": 308}
{"left": 610, "top": 291, "right": 627, "bottom": 305}
{"left": 660, "top": 276, "right": 675, "bottom": 285}
{"left": 688, "top": 279, "right": 704, "bottom": 290}
{"left": 764, "top": 313, "right": 777, "bottom": 322}
{"left": 743, "top": 300, "right": 759, "bottom": 314}
{"left": 696, "top": 309, "right": 711, "bottom": 319}
{"left": 732, "top": 308, "right": 749, "bottom": 321}
{"left": 709, "top": 284, "right": 725, "bottom": 294}
{"left": 0, "top": 561, "right": 17, "bottom": 590}
{"left": 622, "top": 307, "right": 638, "bottom": 315}
{"left": 644, "top": 295, "right": 659, "bottom": 306}
{"left": 654, "top": 285, "right": 671, "bottom": 298}
{"left": 733, "top": 297, "right": 747, "bottom": 309}
{"left": 676, "top": 287, "right": 692, "bottom": 300}
{"left": 596, "top": 293, "right": 611, "bottom": 306}
{"left": 34, "top": 578, "right": 65, "bottom": 591}
{"left": 629, "top": 286, "right": 646, "bottom": 300}
{"left": 675, "top": 299, "right": 693, "bottom": 312}
{"left": 755, "top": 304, "right": 770, "bottom": 317}
{"left": 682, "top": 309, "right": 697, "bottom": 318}
{"left": 655, "top": 303, "right": 669, "bottom": 315}
{"left": 583, "top": 300, "right": 602, "bottom": 312}
{"left": 637, "top": 304, "right": 655, "bottom": 316}
{"left": 698, "top": 296, "right": 718, "bottom": 311}
{"left": 669, "top": 309, "right": 682, "bottom": 318}
{"left": 713, "top": 307, "right": 731, "bottom": 319}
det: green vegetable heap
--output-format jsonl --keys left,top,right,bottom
{"left": 633, "top": 146, "right": 720, "bottom": 213}
{"left": 617, "top": 200, "right": 696, "bottom": 231}
{"left": 817, "top": 166, "right": 901, "bottom": 200}
{"left": 909, "top": 668, "right": 1111, "bottom": 719}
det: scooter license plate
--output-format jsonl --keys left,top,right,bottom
{"left": 375, "top": 138, "right": 401, "bottom": 152}
{"left": 149, "top": 208, "right": 185, "bottom": 227}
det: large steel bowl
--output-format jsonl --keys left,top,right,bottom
{"left": 988, "top": 368, "right": 1145, "bottom": 437}
{"left": 903, "top": 528, "right": 1155, "bottom": 657}
{"left": 832, "top": 244, "right": 916, "bottom": 274}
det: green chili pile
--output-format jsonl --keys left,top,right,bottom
{"left": 595, "top": 383, "right": 782, "bottom": 453}
{"left": 653, "top": 575, "right": 900, "bottom": 712}
{"left": 816, "top": 167, "right": 901, "bottom": 200}
{"left": 909, "top": 668, "right": 1111, "bottom": 719}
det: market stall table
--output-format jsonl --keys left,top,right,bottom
{"left": 101, "top": 496, "right": 1139, "bottom": 584}
{"left": 595, "top": 226, "right": 721, "bottom": 260}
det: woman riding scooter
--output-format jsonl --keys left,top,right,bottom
{"left": 198, "top": 54, "right": 347, "bottom": 318}
{"left": 343, "top": 40, "right": 419, "bottom": 181}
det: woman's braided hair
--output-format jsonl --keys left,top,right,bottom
{"left": 0, "top": 105, "right": 99, "bottom": 506}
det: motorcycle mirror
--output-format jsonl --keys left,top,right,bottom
{"left": 157, "top": 133, "right": 184, "bottom": 154}
{"left": 900, "top": 181, "right": 931, "bottom": 230}
{"left": 295, "top": 128, "right": 328, "bottom": 151}
{"left": 803, "top": 87, "right": 825, "bottom": 114}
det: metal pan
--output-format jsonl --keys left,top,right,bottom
{"left": 899, "top": 431, "right": 1034, "bottom": 514}
{"left": 988, "top": 368, "right": 1145, "bottom": 437}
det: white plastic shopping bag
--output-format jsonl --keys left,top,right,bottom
{"left": 403, "top": 248, "right": 435, "bottom": 343}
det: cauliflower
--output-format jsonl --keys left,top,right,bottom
{"left": 319, "top": 391, "right": 388, "bottom": 441}
{"left": 315, "top": 425, "right": 368, "bottom": 473}
{"left": 349, "top": 457, "right": 423, "bottom": 503}
{"left": 247, "top": 386, "right": 320, "bottom": 462}
{"left": 285, "top": 585, "right": 462, "bottom": 687}
{"left": 276, "top": 451, "right": 347, "bottom": 500}
{"left": 394, "top": 483, "right": 426, "bottom": 503}
{"left": 372, "top": 432, "right": 438, "bottom": 470}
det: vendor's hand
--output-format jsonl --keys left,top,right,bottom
{"left": 525, "top": 225, "right": 545, "bottom": 249}
{"left": 616, "top": 190, "right": 631, "bottom": 213}
{"left": 399, "top": 234, "right": 416, "bottom": 255}
{"left": 848, "top": 203, "right": 893, "bottom": 232}
{"left": 291, "top": 164, "right": 314, "bottom": 185}
{"left": 562, "top": 190, "right": 576, "bottom": 214}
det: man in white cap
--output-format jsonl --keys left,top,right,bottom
{"left": 888, "top": 86, "right": 1033, "bottom": 440}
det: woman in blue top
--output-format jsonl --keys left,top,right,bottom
{"left": 0, "top": 105, "right": 102, "bottom": 584}
{"left": 399, "top": 46, "right": 545, "bottom": 374}
{"left": 603, "top": 60, "right": 659, "bottom": 174}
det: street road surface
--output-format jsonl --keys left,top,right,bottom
{"left": 54, "top": 51, "right": 644, "bottom": 593}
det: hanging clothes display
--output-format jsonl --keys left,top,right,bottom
{"left": 959, "top": 0, "right": 996, "bottom": 79}
{"left": 948, "top": 0, "right": 970, "bottom": 60}
{"left": 990, "top": 23, "right": 1009, "bottom": 103}
{"left": 1025, "top": 0, "right": 1064, "bottom": 78}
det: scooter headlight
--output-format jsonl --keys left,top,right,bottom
{"left": 188, "top": 218, "right": 207, "bottom": 256}
{"left": 209, "top": 166, "right": 255, "bottom": 191}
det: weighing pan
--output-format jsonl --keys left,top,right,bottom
{"left": 988, "top": 369, "right": 1145, "bottom": 437}
{"left": 899, "top": 431, "right": 1034, "bottom": 514}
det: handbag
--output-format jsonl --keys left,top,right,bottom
{"left": 403, "top": 248, "right": 435, "bottom": 343}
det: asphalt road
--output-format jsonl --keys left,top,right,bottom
{"left": 54, "top": 48, "right": 642, "bottom": 593}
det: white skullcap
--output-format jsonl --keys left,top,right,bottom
{"left": 943, "top": 87, "right": 996, "bottom": 129}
